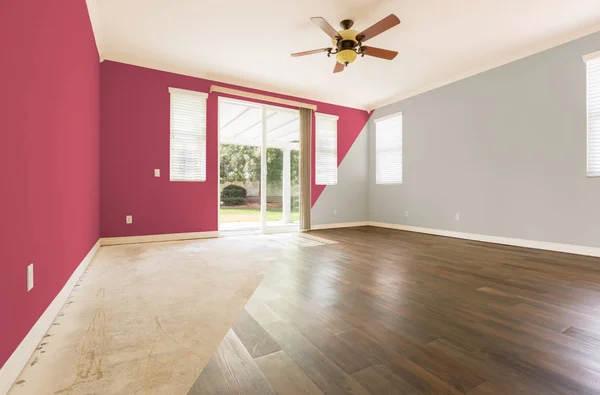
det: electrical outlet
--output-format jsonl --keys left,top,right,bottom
{"left": 405, "top": 211, "right": 409, "bottom": 217}
{"left": 154, "top": 169, "right": 160, "bottom": 177}
{"left": 27, "top": 264, "right": 34, "bottom": 292}
{"left": 332, "top": 209, "right": 337, "bottom": 215}
{"left": 455, "top": 212, "right": 461, "bottom": 221}
{"left": 126, "top": 215, "right": 133, "bottom": 224}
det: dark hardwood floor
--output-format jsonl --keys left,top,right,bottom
{"left": 188, "top": 226, "right": 600, "bottom": 394}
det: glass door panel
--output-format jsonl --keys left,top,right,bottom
{"left": 265, "top": 108, "right": 300, "bottom": 230}
{"left": 218, "top": 100, "right": 262, "bottom": 232}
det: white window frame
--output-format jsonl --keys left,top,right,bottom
{"left": 584, "top": 50, "right": 600, "bottom": 178}
{"left": 169, "top": 87, "right": 208, "bottom": 182}
{"left": 315, "top": 112, "right": 339, "bottom": 185}
{"left": 375, "top": 112, "right": 403, "bottom": 185}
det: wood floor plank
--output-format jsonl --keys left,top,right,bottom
{"left": 562, "top": 325, "right": 600, "bottom": 345}
{"left": 244, "top": 298, "right": 281, "bottom": 325}
{"left": 466, "top": 381, "right": 530, "bottom": 395}
{"left": 252, "top": 284, "right": 281, "bottom": 301}
{"left": 351, "top": 364, "right": 419, "bottom": 395}
{"left": 187, "top": 329, "right": 275, "bottom": 395}
{"left": 410, "top": 341, "right": 486, "bottom": 393}
{"left": 264, "top": 297, "right": 372, "bottom": 374}
{"left": 337, "top": 328, "right": 462, "bottom": 394}
{"left": 254, "top": 350, "right": 324, "bottom": 395}
{"left": 262, "top": 320, "right": 369, "bottom": 394}
{"left": 265, "top": 284, "right": 354, "bottom": 333}
{"left": 427, "top": 338, "right": 578, "bottom": 394}
{"left": 232, "top": 308, "right": 281, "bottom": 358}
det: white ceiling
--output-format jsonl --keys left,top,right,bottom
{"left": 89, "top": 0, "right": 600, "bottom": 110}
{"left": 219, "top": 99, "right": 300, "bottom": 149}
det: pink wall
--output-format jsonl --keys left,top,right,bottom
{"left": 0, "top": 0, "right": 100, "bottom": 369}
{"left": 100, "top": 61, "right": 369, "bottom": 237}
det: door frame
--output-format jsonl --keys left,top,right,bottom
{"left": 217, "top": 96, "right": 300, "bottom": 234}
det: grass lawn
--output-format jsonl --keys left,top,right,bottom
{"left": 220, "top": 207, "right": 299, "bottom": 222}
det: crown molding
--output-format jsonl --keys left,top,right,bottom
{"left": 366, "top": 23, "right": 600, "bottom": 111}
{"left": 85, "top": 0, "right": 105, "bottom": 61}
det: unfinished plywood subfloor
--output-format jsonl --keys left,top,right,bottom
{"left": 9, "top": 233, "right": 333, "bottom": 395}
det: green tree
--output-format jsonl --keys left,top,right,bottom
{"left": 265, "top": 148, "right": 300, "bottom": 186}
{"left": 219, "top": 144, "right": 261, "bottom": 182}
{"left": 291, "top": 150, "right": 299, "bottom": 186}
{"left": 220, "top": 144, "right": 299, "bottom": 185}
{"left": 266, "top": 148, "right": 282, "bottom": 187}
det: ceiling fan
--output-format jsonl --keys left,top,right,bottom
{"left": 291, "top": 14, "right": 401, "bottom": 73}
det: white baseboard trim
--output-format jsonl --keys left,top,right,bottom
{"left": 100, "top": 231, "right": 219, "bottom": 246}
{"left": 368, "top": 222, "right": 600, "bottom": 258}
{"left": 0, "top": 240, "right": 101, "bottom": 395}
{"left": 310, "top": 221, "right": 370, "bottom": 230}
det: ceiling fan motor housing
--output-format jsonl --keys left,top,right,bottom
{"left": 332, "top": 27, "right": 360, "bottom": 65}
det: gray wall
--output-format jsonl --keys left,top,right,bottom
{"left": 313, "top": 125, "right": 369, "bottom": 225}
{"left": 368, "top": 31, "right": 600, "bottom": 248}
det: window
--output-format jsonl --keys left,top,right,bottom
{"left": 315, "top": 113, "right": 338, "bottom": 185}
{"left": 375, "top": 112, "right": 403, "bottom": 184}
{"left": 585, "top": 51, "right": 600, "bottom": 177}
{"left": 169, "top": 87, "right": 207, "bottom": 181}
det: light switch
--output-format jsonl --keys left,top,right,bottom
{"left": 126, "top": 215, "right": 133, "bottom": 224}
{"left": 27, "top": 264, "right": 34, "bottom": 292}
{"left": 154, "top": 169, "right": 160, "bottom": 177}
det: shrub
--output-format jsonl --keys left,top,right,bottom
{"left": 221, "top": 185, "right": 247, "bottom": 206}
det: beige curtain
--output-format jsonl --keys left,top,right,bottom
{"left": 299, "top": 108, "right": 312, "bottom": 231}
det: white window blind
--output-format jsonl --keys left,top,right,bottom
{"left": 169, "top": 87, "right": 207, "bottom": 181}
{"left": 315, "top": 113, "right": 338, "bottom": 185}
{"left": 585, "top": 52, "right": 600, "bottom": 177}
{"left": 375, "top": 112, "right": 403, "bottom": 184}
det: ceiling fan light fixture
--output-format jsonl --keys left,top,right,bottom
{"left": 336, "top": 49, "right": 357, "bottom": 66}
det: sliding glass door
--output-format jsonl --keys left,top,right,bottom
{"left": 218, "top": 98, "right": 300, "bottom": 233}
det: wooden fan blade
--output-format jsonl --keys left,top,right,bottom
{"left": 362, "top": 46, "right": 398, "bottom": 60}
{"left": 291, "top": 48, "right": 331, "bottom": 57}
{"left": 333, "top": 62, "right": 344, "bottom": 73}
{"left": 357, "top": 14, "right": 400, "bottom": 42}
{"left": 311, "top": 17, "right": 340, "bottom": 40}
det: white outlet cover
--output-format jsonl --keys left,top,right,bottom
{"left": 27, "top": 264, "right": 34, "bottom": 292}
{"left": 154, "top": 169, "right": 160, "bottom": 177}
{"left": 126, "top": 215, "right": 133, "bottom": 224}
{"left": 455, "top": 213, "right": 461, "bottom": 221}
{"left": 333, "top": 209, "right": 337, "bottom": 215}
{"left": 405, "top": 211, "right": 409, "bottom": 217}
